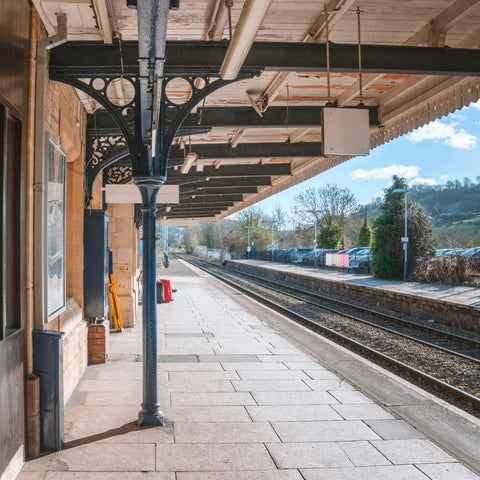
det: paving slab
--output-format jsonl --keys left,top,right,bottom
{"left": 171, "top": 392, "right": 255, "bottom": 406}
{"left": 22, "top": 444, "right": 156, "bottom": 472}
{"left": 173, "top": 422, "right": 280, "bottom": 443}
{"left": 246, "top": 404, "right": 341, "bottom": 422}
{"left": 221, "top": 361, "right": 288, "bottom": 371}
{"left": 371, "top": 439, "right": 457, "bottom": 464}
{"left": 337, "top": 441, "right": 391, "bottom": 467}
{"left": 363, "top": 419, "right": 425, "bottom": 440}
{"left": 251, "top": 390, "right": 338, "bottom": 405}
{"left": 332, "top": 403, "right": 396, "bottom": 420}
{"left": 176, "top": 471, "right": 303, "bottom": 480}
{"left": 155, "top": 444, "right": 275, "bottom": 471}
{"left": 158, "top": 362, "right": 223, "bottom": 371}
{"left": 168, "top": 371, "right": 240, "bottom": 381}
{"left": 236, "top": 369, "right": 310, "bottom": 380}
{"left": 272, "top": 420, "right": 381, "bottom": 442}
{"left": 300, "top": 465, "right": 429, "bottom": 480}
{"left": 417, "top": 463, "right": 480, "bottom": 479}
{"left": 266, "top": 442, "right": 352, "bottom": 469}
{"left": 44, "top": 474, "right": 174, "bottom": 480}
{"left": 162, "top": 406, "right": 250, "bottom": 423}
{"left": 232, "top": 379, "right": 311, "bottom": 392}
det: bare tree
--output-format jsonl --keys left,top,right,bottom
{"left": 293, "top": 184, "right": 359, "bottom": 247}
{"left": 237, "top": 206, "right": 264, "bottom": 227}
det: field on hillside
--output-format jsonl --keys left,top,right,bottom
{"left": 433, "top": 217, "right": 480, "bottom": 248}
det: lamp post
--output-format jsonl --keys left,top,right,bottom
{"left": 307, "top": 209, "right": 323, "bottom": 268}
{"left": 392, "top": 187, "right": 417, "bottom": 281}
{"left": 244, "top": 225, "right": 253, "bottom": 259}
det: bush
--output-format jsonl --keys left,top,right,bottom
{"left": 357, "top": 209, "right": 372, "bottom": 247}
{"left": 414, "top": 254, "right": 471, "bottom": 285}
{"left": 371, "top": 176, "right": 436, "bottom": 280}
{"left": 318, "top": 218, "right": 342, "bottom": 248}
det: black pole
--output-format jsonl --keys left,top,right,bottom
{"left": 134, "top": 176, "right": 164, "bottom": 426}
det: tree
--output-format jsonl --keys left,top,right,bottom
{"left": 293, "top": 184, "right": 358, "bottom": 248}
{"left": 371, "top": 176, "right": 436, "bottom": 280}
{"left": 183, "top": 227, "right": 200, "bottom": 254}
{"left": 238, "top": 207, "right": 263, "bottom": 227}
{"left": 318, "top": 217, "right": 342, "bottom": 248}
{"left": 357, "top": 208, "right": 372, "bottom": 247}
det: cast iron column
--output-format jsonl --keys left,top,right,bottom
{"left": 135, "top": 175, "right": 165, "bottom": 426}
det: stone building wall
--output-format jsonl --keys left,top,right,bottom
{"left": 39, "top": 31, "right": 88, "bottom": 402}
{"left": 109, "top": 203, "right": 139, "bottom": 328}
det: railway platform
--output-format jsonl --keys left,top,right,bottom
{"left": 232, "top": 260, "right": 480, "bottom": 309}
{"left": 17, "top": 258, "right": 480, "bottom": 480}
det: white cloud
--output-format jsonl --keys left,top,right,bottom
{"left": 350, "top": 164, "right": 420, "bottom": 181}
{"left": 440, "top": 174, "right": 449, "bottom": 180}
{"left": 470, "top": 99, "right": 480, "bottom": 111}
{"left": 408, "top": 120, "right": 476, "bottom": 149}
{"left": 410, "top": 177, "right": 436, "bottom": 186}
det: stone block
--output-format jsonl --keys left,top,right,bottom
{"left": 110, "top": 235, "right": 133, "bottom": 250}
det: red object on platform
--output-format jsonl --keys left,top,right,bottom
{"left": 159, "top": 279, "right": 173, "bottom": 302}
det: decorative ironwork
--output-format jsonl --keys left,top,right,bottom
{"left": 52, "top": 68, "right": 258, "bottom": 188}
{"left": 85, "top": 130, "right": 129, "bottom": 201}
{"left": 156, "top": 74, "right": 255, "bottom": 179}
{"left": 104, "top": 164, "right": 133, "bottom": 185}
{"left": 50, "top": 72, "right": 141, "bottom": 165}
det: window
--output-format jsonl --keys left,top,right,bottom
{"left": 0, "top": 104, "right": 21, "bottom": 339}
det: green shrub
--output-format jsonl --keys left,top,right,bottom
{"left": 414, "top": 254, "right": 471, "bottom": 285}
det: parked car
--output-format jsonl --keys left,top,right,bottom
{"left": 349, "top": 247, "right": 372, "bottom": 269}
{"left": 302, "top": 249, "right": 333, "bottom": 266}
{"left": 462, "top": 247, "right": 480, "bottom": 273}
{"left": 436, "top": 248, "right": 467, "bottom": 257}
{"left": 288, "top": 247, "right": 314, "bottom": 263}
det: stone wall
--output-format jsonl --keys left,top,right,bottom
{"left": 225, "top": 261, "right": 480, "bottom": 333}
{"left": 109, "top": 203, "right": 139, "bottom": 328}
{"left": 62, "top": 299, "right": 88, "bottom": 404}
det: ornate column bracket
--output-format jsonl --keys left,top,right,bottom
{"left": 50, "top": 72, "right": 141, "bottom": 164}
{"left": 75, "top": 70, "right": 259, "bottom": 205}
{"left": 85, "top": 125, "right": 212, "bottom": 202}
{"left": 156, "top": 73, "right": 257, "bottom": 179}
{"left": 85, "top": 130, "right": 129, "bottom": 202}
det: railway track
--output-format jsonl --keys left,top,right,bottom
{"left": 178, "top": 254, "right": 480, "bottom": 413}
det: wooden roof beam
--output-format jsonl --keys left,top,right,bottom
{"left": 254, "top": 0, "right": 356, "bottom": 113}
{"left": 220, "top": 0, "right": 274, "bottom": 80}
{"left": 91, "top": 0, "right": 113, "bottom": 44}
{"left": 379, "top": 28, "right": 480, "bottom": 117}
{"left": 206, "top": 0, "right": 229, "bottom": 41}
{"left": 337, "top": 0, "right": 480, "bottom": 107}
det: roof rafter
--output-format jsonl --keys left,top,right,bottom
{"left": 337, "top": 0, "right": 480, "bottom": 107}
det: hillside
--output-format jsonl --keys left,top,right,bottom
{"left": 362, "top": 179, "right": 480, "bottom": 248}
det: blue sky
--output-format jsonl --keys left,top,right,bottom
{"left": 245, "top": 99, "right": 480, "bottom": 214}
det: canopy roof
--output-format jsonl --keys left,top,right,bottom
{"left": 34, "top": 0, "right": 480, "bottom": 220}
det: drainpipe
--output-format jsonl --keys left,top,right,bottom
{"left": 33, "top": 13, "right": 67, "bottom": 329}
{"left": 28, "top": 13, "right": 67, "bottom": 456}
